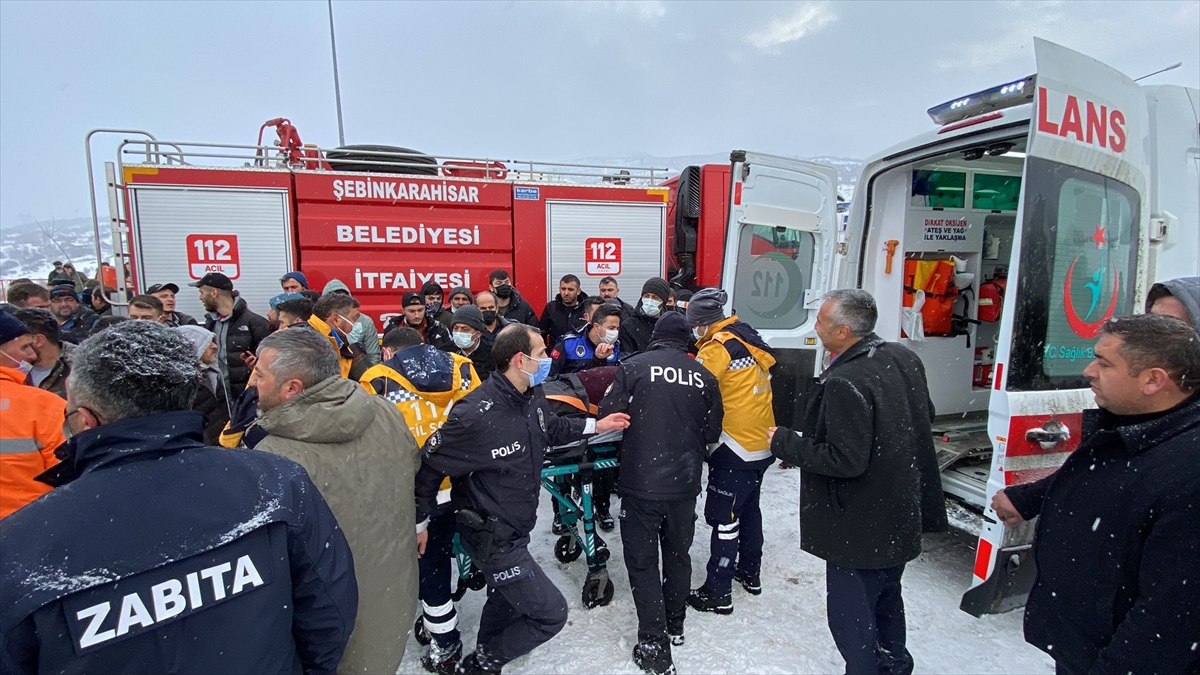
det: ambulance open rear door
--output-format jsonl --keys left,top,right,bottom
{"left": 961, "top": 38, "right": 1152, "bottom": 615}
{"left": 717, "top": 151, "right": 842, "bottom": 430}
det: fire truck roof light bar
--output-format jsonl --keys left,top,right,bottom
{"left": 927, "top": 74, "right": 1037, "bottom": 126}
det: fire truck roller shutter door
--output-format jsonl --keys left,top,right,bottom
{"left": 325, "top": 145, "right": 439, "bottom": 176}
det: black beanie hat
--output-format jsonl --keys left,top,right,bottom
{"left": 651, "top": 311, "right": 691, "bottom": 344}
{"left": 451, "top": 305, "right": 487, "bottom": 333}
{"left": 0, "top": 311, "right": 31, "bottom": 345}
{"left": 640, "top": 277, "right": 671, "bottom": 303}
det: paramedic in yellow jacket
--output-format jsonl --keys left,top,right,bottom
{"left": 684, "top": 288, "right": 777, "bottom": 616}
{"left": 360, "top": 326, "right": 480, "bottom": 674}
{"left": 308, "top": 293, "right": 365, "bottom": 380}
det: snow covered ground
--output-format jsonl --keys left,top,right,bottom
{"left": 396, "top": 466, "right": 1054, "bottom": 674}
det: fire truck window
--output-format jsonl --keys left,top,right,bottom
{"left": 911, "top": 170, "right": 966, "bottom": 209}
{"left": 1007, "top": 157, "right": 1140, "bottom": 391}
{"left": 972, "top": 173, "right": 1022, "bottom": 211}
{"left": 731, "top": 224, "right": 815, "bottom": 330}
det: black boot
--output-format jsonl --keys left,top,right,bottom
{"left": 455, "top": 650, "right": 502, "bottom": 675}
{"left": 633, "top": 639, "right": 676, "bottom": 675}
{"left": 666, "top": 613, "right": 685, "bottom": 646}
{"left": 686, "top": 586, "right": 733, "bottom": 615}
{"left": 734, "top": 569, "right": 762, "bottom": 595}
{"left": 422, "top": 638, "right": 462, "bottom": 675}
{"left": 552, "top": 512, "right": 567, "bottom": 535}
{"left": 597, "top": 507, "right": 615, "bottom": 532}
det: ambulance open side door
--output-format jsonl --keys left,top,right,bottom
{"left": 718, "top": 151, "right": 842, "bottom": 430}
{"left": 961, "top": 38, "right": 1152, "bottom": 616}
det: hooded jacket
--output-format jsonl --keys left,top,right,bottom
{"left": 204, "top": 297, "right": 271, "bottom": 396}
{"left": 770, "top": 333, "right": 948, "bottom": 569}
{"left": 1005, "top": 394, "right": 1200, "bottom": 675}
{"left": 0, "top": 411, "right": 357, "bottom": 675}
{"left": 600, "top": 339, "right": 723, "bottom": 501}
{"left": 0, "top": 366, "right": 65, "bottom": 519}
{"left": 1146, "top": 276, "right": 1199, "bottom": 330}
{"left": 539, "top": 291, "right": 590, "bottom": 346}
{"left": 695, "top": 316, "right": 777, "bottom": 469}
{"left": 324, "top": 278, "right": 381, "bottom": 366}
{"left": 256, "top": 377, "right": 421, "bottom": 675}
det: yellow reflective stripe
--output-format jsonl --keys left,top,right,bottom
{"left": 0, "top": 438, "right": 39, "bottom": 454}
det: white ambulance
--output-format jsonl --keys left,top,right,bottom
{"left": 716, "top": 38, "right": 1198, "bottom": 614}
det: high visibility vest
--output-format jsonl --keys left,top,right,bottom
{"left": 359, "top": 356, "right": 479, "bottom": 447}
{"left": 360, "top": 356, "right": 479, "bottom": 496}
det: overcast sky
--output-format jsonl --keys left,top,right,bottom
{"left": 1, "top": 0, "right": 1197, "bottom": 229}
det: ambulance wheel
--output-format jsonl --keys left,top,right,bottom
{"left": 326, "top": 144, "right": 439, "bottom": 176}
{"left": 555, "top": 535, "right": 582, "bottom": 563}
{"left": 582, "top": 576, "right": 615, "bottom": 609}
{"left": 414, "top": 615, "right": 431, "bottom": 646}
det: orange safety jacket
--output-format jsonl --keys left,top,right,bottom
{"left": 0, "top": 366, "right": 66, "bottom": 519}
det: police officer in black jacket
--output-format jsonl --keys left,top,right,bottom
{"left": 414, "top": 323, "right": 629, "bottom": 675}
{"left": 0, "top": 321, "right": 357, "bottom": 675}
{"left": 600, "top": 312, "right": 723, "bottom": 675}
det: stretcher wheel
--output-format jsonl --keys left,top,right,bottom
{"left": 554, "top": 535, "right": 582, "bottom": 563}
{"left": 595, "top": 546, "right": 610, "bottom": 564}
{"left": 414, "top": 615, "right": 431, "bottom": 646}
{"left": 582, "top": 574, "right": 615, "bottom": 608}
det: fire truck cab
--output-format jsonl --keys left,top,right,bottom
{"left": 689, "top": 38, "right": 1198, "bottom": 615}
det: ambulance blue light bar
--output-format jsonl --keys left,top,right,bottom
{"left": 927, "top": 75, "right": 1037, "bottom": 125}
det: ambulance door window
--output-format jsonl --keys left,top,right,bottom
{"left": 1008, "top": 157, "right": 1140, "bottom": 390}
{"left": 731, "top": 224, "right": 815, "bottom": 330}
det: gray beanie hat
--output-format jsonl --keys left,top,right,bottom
{"left": 640, "top": 277, "right": 672, "bottom": 303}
{"left": 175, "top": 325, "right": 216, "bottom": 359}
{"left": 451, "top": 305, "right": 487, "bottom": 333}
{"left": 448, "top": 286, "right": 474, "bottom": 303}
{"left": 686, "top": 288, "right": 728, "bottom": 327}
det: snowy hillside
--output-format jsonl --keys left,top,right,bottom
{"left": 397, "top": 466, "right": 1052, "bottom": 674}
{"left": 0, "top": 216, "right": 110, "bottom": 282}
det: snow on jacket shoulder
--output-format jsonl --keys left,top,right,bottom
{"left": 600, "top": 341, "right": 722, "bottom": 500}
{"left": 770, "top": 334, "right": 947, "bottom": 570}
{"left": 0, "top": 410, "right": 356, "bottom": 675}
{"left": 255, "top": 376, "right": 421, "bottom": 675}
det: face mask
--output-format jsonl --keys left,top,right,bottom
{"left": 345, "top": 320, "right": 364, "bottom": 344}
{"left": 481, "top": 310, "right": 498, "bottom": 324}
{"left": 642, "top": 298, "right": 662, "bottom": 317}
{"left": 692, "top": 326, "right": 707, "bottom": 341}
{"left": 425, "top": 301, "right": 442, "bottom": 317}
{"left": 600, "top": 328, "right": 619, "bottom": 345}
{"left": 519, "top": 353, "right": 553, "bottom": 387}
{"left": 1, "top": 350, "right": 32, "bottom": 374}
{"left": 495, "top": 284, "right": 514, "bottom": 299}
{"left": 452, "top": 331, "right": 476, "bottom": 349}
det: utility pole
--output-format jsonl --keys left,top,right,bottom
{"left": 328, "top": 0, "right": 346, "bottom": 146}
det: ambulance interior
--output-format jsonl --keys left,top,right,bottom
{"left": 859, "top": 138, "right": 1026, "bottom": 509}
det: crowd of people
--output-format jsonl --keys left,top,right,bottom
{"left": 0, "top": 264, "right": 1197, "bottom": 675}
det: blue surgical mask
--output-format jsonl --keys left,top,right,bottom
{"left": 452, "top": 331, "right": 476, "bottom": 349}
{"left": 692, "top": 326, "right": 707, "bottom": 341}
{"left": 642, "top": 298, "right": 663, "bottom": 317}
{"left": 520, "top": 353, "right": 553, "bottom": 387}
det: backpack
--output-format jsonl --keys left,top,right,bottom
{"left": 978, "top": 272, "right": 1008, "bottom": 323}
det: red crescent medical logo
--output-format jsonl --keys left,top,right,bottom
{"left": 1062, "top": 255, "right": 1120, "bottom": 339}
